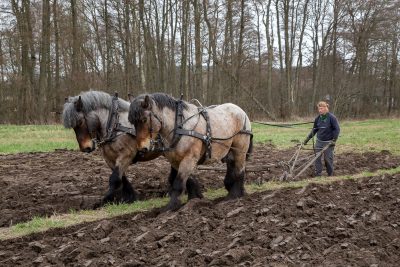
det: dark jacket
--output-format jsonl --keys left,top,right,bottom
{"left": 308, "top": 112, "right": 340, "bottom": 141}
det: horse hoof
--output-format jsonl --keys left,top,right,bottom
{"left": 92, "top": 201, "right": 104, "bottom": 210}
{"left": 181, "top": 198, "right": 211, "bottom": 212}
{"left": 121, "top": 197, "right": 136, "bottom": 204}
{"left": 121, "top": 192, "right": 138, "bottom": 204}
{"left": 163, "top": 201, "right": 182, "bottom": 212}
{"left": 188, "top": 192, "right": 204, "bottom": 200}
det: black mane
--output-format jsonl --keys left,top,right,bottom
{"left": 63, "top": 90, "right": 130, "bottom": 128}
{"left": 129, "top": 93, "right": 188, "bottom": 125}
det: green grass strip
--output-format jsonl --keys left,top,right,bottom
{"left": 1, "top": 166, "right": 399, "bottom": 241}
{"left": 1, "top": 119, "right": 399, "bottom": 154}
{"left": 0, "top": 125, "right": 77, "bottom": 154}
{"left": 252, "top": 118, "right": 400, "bottom": 155}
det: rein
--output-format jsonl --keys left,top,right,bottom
{"left": 253, "top": 121, "right": 313, "bottom": 128}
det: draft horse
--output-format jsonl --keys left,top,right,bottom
{"left": 128, "top": 93, "right": 253, "bottom": 210}
{"left": 62, "top": 90, "right": 163, "bottom": 206}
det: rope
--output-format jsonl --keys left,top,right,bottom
{"left": 253, "top": 121, "right": 314, "bottom": 128}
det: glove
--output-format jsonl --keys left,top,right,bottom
{"left": 302, "top": 137, "right": 311, "bottom": 145}
{"left": 329, "top": 139, "right": 336, "bottom": 146}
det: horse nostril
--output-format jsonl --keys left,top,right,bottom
{"left": 141, "top": 148, "right": 148, "bottom": 153}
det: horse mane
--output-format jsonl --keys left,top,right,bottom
{"left": 62, "top": 90, "right": 130, "bottom": 128}
{"left": 129, "top": 93, "right": 188, "bottom": 125}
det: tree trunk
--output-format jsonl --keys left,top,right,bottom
{"left": 179, "top": 0, "right": 189, "bottom": 99}
{"left": 193, "top": 0, "right": 203, "bottom": 102}
{"left": 38, "top": 0, "right": 51, "bottom": 122}
{"left": 71, "top": 0, "right": 84, "bottom": 93}
{"left": 283, "top": 0, "right": 292, "bottom": 118}
{"left": 275, "top": 0, "right": 284, "bottom": 118}
{"left": 53, "top": 0, "right": 61, "bottom": 115}
{"left": 12, "top": 0, "right": 35, "bottom": 123}
{"left": 235, "top": 0, "right": 245, "bottom": 103}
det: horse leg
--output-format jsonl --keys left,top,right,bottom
{"left": 103, "top": 166, "right": 137, "bottom": 205}
{"left": 167, "top": 158, "right": 197, "bottom": 211}
{"left": 168, "top": 166, "right": 202, "bottom": 200}
{"left": 168, "top": 166, "right": 178, "bottom": 196}
{"left": 121, "top": 175, "right": 137, "bottom": 203}
{"left": 225, "top": 150, "right": 246, "bottom": 199}
{"left": 102, "top": 167, "right": 122, "bottom": 204}
{"left": 186, "top": 176, "right": 203, "bottom": 200}
{"left": 116, "top": 155, "right": 137, "bottom": 203}
{"left": 223, "top": 151, "right": 235, "bottom": 191}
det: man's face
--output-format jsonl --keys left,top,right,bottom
{"left": 318, "top": 105, "right": 329, "bottom": 115}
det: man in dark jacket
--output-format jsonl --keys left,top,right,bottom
{"left": 303, "top": 101, "right": 340, "bottom": 176}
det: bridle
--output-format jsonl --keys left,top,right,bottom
{"left": 146, "top": 110, "right": 167, "bottom": 152}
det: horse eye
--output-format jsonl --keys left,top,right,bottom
{"left": 141, "top": 117, "right": 147, "bottom": 123}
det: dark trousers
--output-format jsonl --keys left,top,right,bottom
{"left": 314, "top": 139, "right": 334, "bottom": 176}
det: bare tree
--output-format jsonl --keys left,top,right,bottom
{"left": 38, "top": 0, "right": 51, "bottom": 121}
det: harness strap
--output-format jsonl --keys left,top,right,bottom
{"left": 97, "top": 93, "right": 136, "bottom": 146}
{"left": 104, "top": 94, "right": 120, "bottom": 141}
{"left": 172, "top": 105, "right": 213, "bottom": 159}
{"left": 171, "top": 96, "right": 185, "bottom": 148}
{"left": 175, "top": 128, "right": 210, "bottom": 142}
{"left": 115, "top": 124, "right": 136, "bottom": 136}
{"left": 238, "top": 129, "right": 253, "bottom": 136}
{"left": 147, "top": 96, "right": 253, "bottom": 158}
{"left": 200, "top": 108, "right": 212, "bottom": 159}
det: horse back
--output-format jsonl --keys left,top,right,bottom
{"left": 207, "top": 103, "right": 251, "bottom": 134}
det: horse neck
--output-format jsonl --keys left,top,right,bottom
{"left": 117, "top": 110, "right": 131, "bottom": 127}
{"left": 91, "top": 108, "right": 131, "bottom": 138}
{"left": 91, "top": 109, "right": 109, "bottom": 137}
{"left": 157, "top": 107, "right": 175, "bottom": 140}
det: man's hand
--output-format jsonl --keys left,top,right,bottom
{"left": 303, "top": 137, "right": 310, "bottom": 145}
{"left": 329, "top": 140, "right": 336, "bottom": 146}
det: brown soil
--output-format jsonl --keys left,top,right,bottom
{"left": 0, "top": 145, "right": 398, "bottom": 228}
{"left": 0, "top": 173, "right": 399, "bottom": 266}
{"left": 0, "top": 146, "right": 399, "bottom": 266}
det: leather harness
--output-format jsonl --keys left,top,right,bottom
{"left": 147, "top": 96, "right": 253, "bottom": 159}
{"left": 95, "top": 93, "right": 136, "bottom": 147}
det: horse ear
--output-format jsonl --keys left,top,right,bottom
{"left": 141, "top": 95, "right": 150, "bottom": 109}
{"left": 75, "top": 96, "right": 83, "bottom": 112}
{"left": 64, "top": 97, "right": 69, "bottom": 103}
{"left": 128, "top": 93, "right": 135, "bottom": 103}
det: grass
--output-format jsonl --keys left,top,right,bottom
{"left": 252, "top": 118, "right": 400, "bottom": 155}
{"left": 0, "top": 125, "right": 77, "bottom": 154}
{"left": 1, "top": 118, "right": 399, "bottom": 154}
{"left": 4, "top": 197, "right": 169, "bottom": 239}
{"left": 1, "top": 166, "right": 399, "bottom": 240}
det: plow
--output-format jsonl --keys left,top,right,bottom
{"left": 197, "top": 143, "right": 332, "bottom": 181}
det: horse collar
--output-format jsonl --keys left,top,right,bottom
{"left": 96, "top": 94, "right": 136, "bottom": 147}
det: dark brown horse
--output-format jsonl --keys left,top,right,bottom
{"left": 128, "top": 93, "right": 252, "bottom": 210}
{"left": 62, "top": 90, "right": 164, "bottom": 206}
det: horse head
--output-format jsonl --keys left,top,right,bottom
{"left": 62, "top": 93, "right": 105, "bottom": 153}
{"left": 128, "top": 94, "right": 163, "bottom": 152}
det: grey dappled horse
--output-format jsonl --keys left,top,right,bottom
{"left": 62, "top": 91, "right": 163, "bottom": 206}
{"left": 128, "top": 93, "right": 253, "bottom": 210}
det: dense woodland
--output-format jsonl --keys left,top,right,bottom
{"left": 0, "top": 0, "right": 399, "bottom": 123}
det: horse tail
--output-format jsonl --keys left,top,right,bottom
{"left": 246, "top": 134, "right": 253, "bottom": 161}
